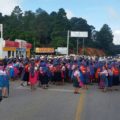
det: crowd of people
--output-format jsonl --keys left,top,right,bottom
{"left": 0, "top": 55, "right": 120, "bottom": 101}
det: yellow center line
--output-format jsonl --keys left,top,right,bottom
{"left": 75, "top": 90, "right": 86, "bottom": 120}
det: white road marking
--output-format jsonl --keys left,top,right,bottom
{"left": 15, "top": 86, "right": 74, "bottom": 93}
{"left": 16, "top": 86, "right": 30, "bottom": 89}
{"left": 48, "top": 88, "right": 73, "bottom": 93}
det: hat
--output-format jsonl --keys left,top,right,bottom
{"left": 31, "top": 57, "right": 34, "bottom": 60}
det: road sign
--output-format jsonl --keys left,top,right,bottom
{"left": 67, "top": 31, "right": 88, "bottom": 55}
{"left": 70, "top": 31, "right": 88, "bottom": 38}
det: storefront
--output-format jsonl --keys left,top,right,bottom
{"left": 2, "top": 40, "right": 19, "bottom": 58}
{"left": 3, "top": 47, "right": 16, "bottom": 58}
{"left": 15, "top": 39, "right": 32, "bottom": 58}
{"left": 0, "top": 39, "right": 32, "bottom": 59}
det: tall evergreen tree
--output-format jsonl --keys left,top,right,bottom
{"left": 35, "top": 8, "right": 50, "bottom": 46}
{"left": 51, "top": 8, "right": 70, "bottom": 48}
{"left": 96, "top": 24, "right": 113, "bottom": 50}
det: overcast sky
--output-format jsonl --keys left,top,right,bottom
{"left": 0, "top": 0, "right": 120, "bottom": 45}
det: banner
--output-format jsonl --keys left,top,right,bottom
{"left": 26, "top": 43, "right": 32, "bottom": 48}
{"left": 5, "top": 40, "right": 19, "bottom": 47}
{"left": 56, "top": 47, "right": 67, "bottom": 55}
{"left": 35, "top": 48, "right": 54, "bottom": 53}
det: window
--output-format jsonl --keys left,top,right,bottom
{"left": 12, "top": 51, "right": 14, "bottom": 57}
{"left": 8, "top": 51, "right": 11, "bottom": 58}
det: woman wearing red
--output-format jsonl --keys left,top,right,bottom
{"left": 112, "top": 65, "right": 119, "bottom": 86}
{"left": 29, "top": 61, "right": 38, "bottom": 91}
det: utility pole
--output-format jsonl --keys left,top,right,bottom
{"left": 83, "top": 38, "right": 85, "bottom": 55}
{"left": 34, "top": 39, "right": 36, "bottom": 56}
{"left": 77, "top": 38, "right": 79, "bottom": 55}
{"left": 67, "top": 30, "right": 70, "bottom": 56}
{"left": 0, "top": 24, "right": 3, "bottom": 59}
{"left": 0, "top": 24, "right": 3, "bottom": 39}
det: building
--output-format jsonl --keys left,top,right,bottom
{"left": 0, "top": 38, "right": 32, "bottom": 59}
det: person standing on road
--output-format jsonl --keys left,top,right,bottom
{"left": 0, "top": 66, "right": 3, "bottom": 102}
{"left": 80, "top": 64, "right": 88, "bottom": 89}
{"left": 72, "top": 66, "right": 81, "bottom": 94}
{"left": 0, "top": 88, "right": 2, "bottom": 102}
{"left": 29, "top": 60, "right": 38, "bottom": 91}
{"left": 108, "top": 66, "right": 113, "bottom": 91}
{"left": 0, "top": 64, "right": 9, "bottom": 100}
{"left": 21, "top": 62, "right": 29, "bottom": 86}
{"left": 89, "top": 63, "right": 95, "bottom": 84}
{"left": 100, "top": 66, "right": 108, "bottom": 92}
{"left": 61, "top": 63, "right": 66, "bottom": 85}
{"left": 39, "top": 62, "right": 49, "bottom": 89}
{"left": 7, "top": 61, "right": 15, "bottom": 81}
{"left": 0, "top": 60, "right": 4, "bottom": 101}
{"left": 112, "top": 65, "right": 119, "bottom": 86}
{"left": 2, "top": 67, "right": 9, "bottom": 98}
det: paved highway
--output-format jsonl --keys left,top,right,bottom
{"left": 0, "top": 81, "right": 120, "bottom": 120}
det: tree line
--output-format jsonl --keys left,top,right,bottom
{"left": 0, "top": 6, "right": 117, "bottom": 55}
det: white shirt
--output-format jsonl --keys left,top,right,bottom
{"left": 101, "top": 70, "right": 108, "bottom": 76}
{"left": 74, "top": 70, "right": 80, "bottom": 77}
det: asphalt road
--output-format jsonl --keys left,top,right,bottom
{"left": 81, "top": 85, "right": 120, "bottom": 120}
{"left": 0, "top": 81, "right": 80, "bottom": 120}
{"left": 0, "top": 81, "right": 120, "bottom": 120}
